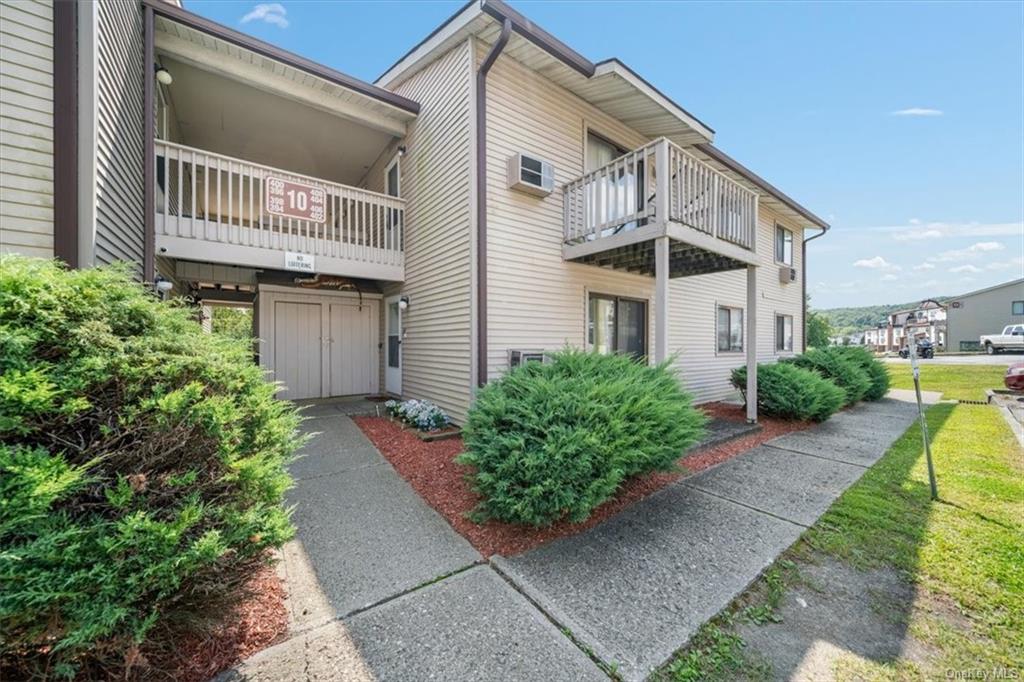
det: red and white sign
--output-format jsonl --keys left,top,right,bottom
{"left": 265, "top": 176, "right": 326, "bottom": 223}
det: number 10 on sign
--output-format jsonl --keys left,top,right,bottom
{"left": 265, "top": 176, "right": 326, "bottom": 223}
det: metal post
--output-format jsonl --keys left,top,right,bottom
{"left": 909, "top": 336, "right": 939, "bottom": 500}
{"left": 746, "top": 264, "right": 758, "bottom": 423}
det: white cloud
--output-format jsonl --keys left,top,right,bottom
{"left": 879, "top": 220, "right": 1023, "bottom": 241}
{"left": 881, "top": 274, "right": 899, "bottom": 282}
{"left": 241, "top": 3, "right": 288, "bottom": 27}
{"left": 853, "top": 256, "right": 900, "bottom": 271}
{"left": 893, "top": 229, "right": 943, "bottom": 242}
{"left": 950, "top": 264, "right": 982, "bottom": 274}
{"left": 986, "top": 257, "right": 1024, "bottom": 272}
{"left": 913, "top": 262, "right": 936, "bottom": 271}
{"left": 921, "top": 279, "right": 939, "bottom": 288}
{"left": 929, "top": 241, "right": 1006, "bottom": 262}
{"left": 891, "top": 107, "right": 943, "bottom": 117}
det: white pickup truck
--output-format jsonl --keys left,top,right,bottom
{"left": 980, "top": 325, "right": 1024, "bottom": 354}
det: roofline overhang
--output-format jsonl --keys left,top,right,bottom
{"left": 376, "top": 0, "right": 595, "bottom": 87}
{"left": 479, "top": 0, "right": 595, "bottom": 77}
{"left": 142, "top": 0, "right": 421, "bottom": 116}
{"left": 694, "top": 143, "right": 830, "bottom": 230}
{"left": 595, "top": 59, "right": 714, "bottom": 139}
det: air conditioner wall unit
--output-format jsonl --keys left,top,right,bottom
{"left": 508, "top": 349, "right": 548, "bottom": 369}
{"left": 779, "top": 266, "right": 797, "bottom": 284}
{"left": 507, "top": 153, "right": 554, "bottom": 197}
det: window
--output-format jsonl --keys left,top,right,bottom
{"left": 717, "top": 306, "right": 744, "bottom": 352}
{"left": 584, "top": 131, "right": 643, "bottom": 237}
{"left": 775, "top": 314, "right": 793, "bottom": 352}
{"left": 775, "top": 225, "right": 793, "bottom": 265}
{"left": 385, "top": 154, "right": 401, "bottom": 247}
{"left": 1013, "top": 300, "right": 1024, "bottom": 316}
{"left": 588, "top": 294, "right": 647, "bottom": 359}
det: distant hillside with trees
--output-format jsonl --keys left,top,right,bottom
{"left": 819, "top": 297, "right": 952, "bottom": 336}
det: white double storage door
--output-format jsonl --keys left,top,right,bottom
{"left": 259, "top": 286, "right": 379, "bottom": 400}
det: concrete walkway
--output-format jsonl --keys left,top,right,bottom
{"left": 220, "top": 391, "right": 939, "bottom": 682}
{"left": 493, "top": 391, "right": 941, "bottom": 681}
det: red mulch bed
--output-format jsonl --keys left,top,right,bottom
{"left": 143, "top": 565, "right": 289, "bottom": 682}
{"left": 354, "top": 403, "right": 812, "bottom": 558}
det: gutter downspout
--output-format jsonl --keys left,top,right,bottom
{"left": 802, "top": 225, "right": 828, "bottom": 351}
{"left": 143, "top": 4, "right": 155, "bottom": 283}
{"left": 475, "top": 18, "right": 512, "bottom": 387}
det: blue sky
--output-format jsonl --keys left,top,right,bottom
{"left": 188, "top": 0, "right": 1023, "bottom": 309}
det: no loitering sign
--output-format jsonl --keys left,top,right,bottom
{"left": 265, "top": 175, "right": 326, "bottom": 223}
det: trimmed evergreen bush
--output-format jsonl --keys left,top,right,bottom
{"left": 0, "top": 257, "right": 301, "bottom": 679}
{"left": 785, "top": 347, "right": 872, "bottom": 405}
{"left": 833, "top": 346, "right": 890, "bottom": 401}
{"left": 457, "top": 349, "right": 706, "bottom": 526}
{"left": 731, "top": 363, "right": 845, "bottom": 422}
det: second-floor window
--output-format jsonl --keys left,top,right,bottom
{"left": 775, "top": 225, "right": 793, "bottom": 265}
{"left": 1013, "top": 301, "right": 1024, "bottom": 315}
{"left": 717, "top": 305, "right": 744, "bottom": 352}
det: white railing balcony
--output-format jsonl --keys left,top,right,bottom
{"left": 155, "top": 141, "right": 404, "bottom": 281}
{"left": 563, "top": 138, "right": 758, "bottom": 262}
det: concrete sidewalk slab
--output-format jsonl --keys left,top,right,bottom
{"left": 346, "top": 566, "right": 606, "bottom": 682}
{"left": 765, "top": 429, "right": 893, "bottom": 468}
{"left": 683, "top": 445, "right": 867, "bottom": 526}
{"left": 290, "top": 417, "right": 384, "bottom": 481}
{"left": 287, "top": 464, "right": 480, "bottom": 617}
{"left": 285, "top": 412, "right": 480, "bottom": 619}
{"left": 494, "top": 485, "right": 804, "bottom": 681}
{"left": 215, "top": 620, "right": 375, "bottom": 682}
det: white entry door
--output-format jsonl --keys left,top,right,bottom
{"left": 273, "top": 301, "right": 323, "bottom": 400}
{"left": 385, "top": 295, "right": 402, "bottom": 395}
{"left": 326, "top": 302, "right": 379, "bottom": 396}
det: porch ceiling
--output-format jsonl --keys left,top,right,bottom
{"left": 570, "top": 238, "right": 749, "bottom": 278}
{"left": 154, "top": 14, "right": 416, "bottom": 138}
{"left": 159, "top": 58, "right": 392, "bottom": 185}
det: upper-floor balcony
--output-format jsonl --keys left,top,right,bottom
{"left": 149, "top": 2, "right": 419, "bottom": 283}
{"left": 563, "top": 138, "right": 759, "bottom": 278}
{"left": 155, "top": 141, "right": 404, "bottom": 281}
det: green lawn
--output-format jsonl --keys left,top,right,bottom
{"left": 656, "top": 366, "right": 1024, "bottom": 681}
{"left": 887, "top": 363, "right": 1007, "bottom": 402}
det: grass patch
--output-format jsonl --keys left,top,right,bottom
{"left": 656, "top": 366, "right": 1023, "bottom": 679}
{"left": 886, "top": 363, "right": 1006, "bottom": 401}
{"left": 806, "top": 402, "right": 1024, "bottom": 670}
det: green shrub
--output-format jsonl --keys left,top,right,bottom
{"left": 457, "top": 349, "right": 706, "bottom": 526}
{"left": 731, "top": 363, "right": 845, "bottom": 422}
{"left": 785, "top": 347, "right": 872, "bottom": 405}
{"left": 833, "top": 346, "right": 890, "bottom": 401}
{"left": 0, "top": 256, "right": 301, "bottom": 679}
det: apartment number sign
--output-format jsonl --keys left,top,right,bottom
{"left": 265, "top": 176, "right": 326, "bottom": 223}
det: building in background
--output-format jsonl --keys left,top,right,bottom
{"left": 946, "top": 279, "right": 1024, "bottom": 351}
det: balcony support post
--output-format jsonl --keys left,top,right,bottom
{"left": 746, "top": 264, "right": 758, "bottom": 423}
{"left": 655, "top": 235, "right": 669, "bottom": 364}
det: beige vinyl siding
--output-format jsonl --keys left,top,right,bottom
{"left": 369, "top": 42, "right": 474, "bottom": 422}
{"left": 480, "top": 42, "right": 657, "bottom": 380}
{"left": 480, "top": 43, "right": 806, "bottom": 404}
{"left": 94, "top": 0, "right": 144, "bottom": 269}
{"left": 0, "top": 0, "right": 53, "bottom": 258}
{"left": 666, "top": 206, "right": 805, "bottom": 403}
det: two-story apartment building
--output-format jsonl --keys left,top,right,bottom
{"left": 0, "top": 0, "right": 829, "bottom": 423}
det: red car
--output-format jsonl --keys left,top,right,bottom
{"left": 1006, "top": 363, "right": 1024, "bottom": 391}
